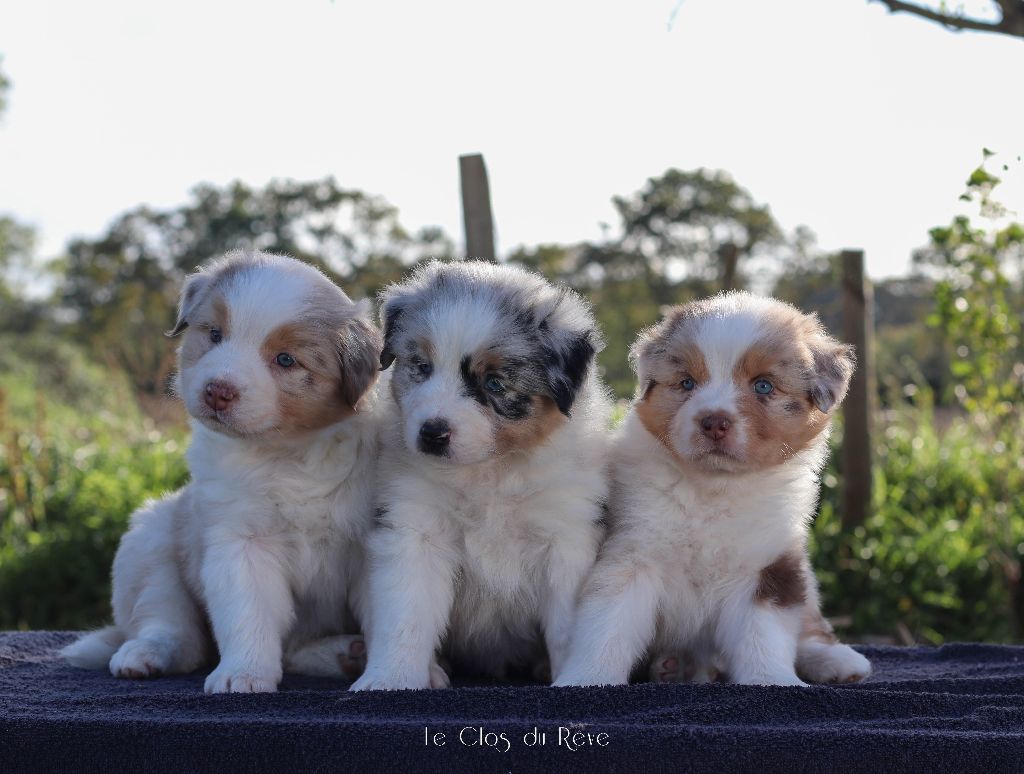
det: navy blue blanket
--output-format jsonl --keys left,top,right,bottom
{"left": 2, "top": 632, "right": 1023, "bottom": 773}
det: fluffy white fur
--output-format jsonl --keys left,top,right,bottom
{"left": 350, "top": 260, "right": 611, "bottom": 690}
{"left": 555, "top": 292, "right": 871, "bottom": 687}
{"left": 62, "top": 251, "right": 381, "bottom": 693}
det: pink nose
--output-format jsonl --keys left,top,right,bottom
{"left": 204, "top": 381, "right": 238, "bottom": 412}
{"left": 700, "top": 413, "right": 732, "bottom": 441}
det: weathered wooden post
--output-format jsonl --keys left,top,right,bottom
{"left": 840, "top": 249, "right": 875, "bottom": 528}
{"left": 718, "top": 242, "right": 739, "bottom": 291}
{"left": 459, "top": 154, "right": 496, "bottom": 261}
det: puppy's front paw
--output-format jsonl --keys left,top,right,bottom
{"left": 110, "top": 638, "right": 172, "bottom": 679}
{"left": 429, "top": 659, "right": 451, "bottom": 689}
{"left": 552, "top": 666, "right": 625, "bottom": 687}
{"left": 349, "top": 667, "right": 431, "bottom": 692}
{"left": 733, "top": 670, "right": 807, "bottom": 687}
{"left": 204, "top": 662, "right": 280, "bottom": 694}
{"left": 799, "top": 642, "right": 871, "bottom": 684}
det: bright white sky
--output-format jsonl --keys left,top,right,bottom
{"left": 1, "top": 0, "right": 1021, "bottom": 280}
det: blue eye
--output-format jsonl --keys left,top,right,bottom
{"left": 210, "top": 328, "right": 222, "bottom": 344}
{"left": 276, "top": 353, "right": 295, "bottom": 368}
{"left": 754, "top": 378, "right": 774, "bottom": 395}
{"left": 415, "top": 361, "right": 432, "bottom": 377}
{"left": 680, "top": 377, "right": 696, "bottom": 391}
{"left": 485, "top": 375, "right": 506, "bottom": 393}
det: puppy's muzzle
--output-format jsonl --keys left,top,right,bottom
{"left": 205, "top": 380, "right": 238, "bottom": 412}
{"left": 699, "top": 413, "right": 733, "bottom": 442}
{"left": 418, "top": 418, "right": 452, "bottom": 456}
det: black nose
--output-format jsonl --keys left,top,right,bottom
{"left": 418, "top": 419, "right": 452, "bottom": 455}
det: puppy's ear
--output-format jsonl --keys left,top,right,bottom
{"left": 166, "top": 271, "right": 211, "bottom": 337}
{"left": 337, "top": 307, "right": 382, "bottom": 408}
{"left": 378, "top": 295, "right": 405, "bottom": 371}
{"left": 537, "top": 290, "right": 601, "bottom": 416}
{"left": 543, "top": 329, "right": 597, "bottom": 416}
{"left": 808, "top": 336, "right": 856, "bottom": 414}
{"left": 628, "top": 328, "right": 660, "bottom": 386}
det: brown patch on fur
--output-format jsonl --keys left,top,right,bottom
{"left": 178, "top": 292, "right": 231, "bottom": 370}
{"left": 636, "top": 383, "right": 687, "bottom": 464}
{"left": 755, "top": 552, "right": 807, "bottom": 607}
{"left": 260, "top": 322, "right": 356, "bottom": 432}
{"left": 494, "top": 395, "right": 566, "bottom": 453}
{"left": 733, "top": 336, "right": 833, "bottom": 469}
{"left": 634, "top": 337, "right": 709, "bottom": 460}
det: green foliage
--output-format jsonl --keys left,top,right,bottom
{"left": 916, "top": 158, "right": 1023, "bottom": 419}
{"left": 0, "top": 335, "right": 187, "bottom": 630}
{"left": 613, "top": 167, "right": 782, "bottom": 287}
{"left": 814, "top": 153, "right": 1024, "bottom": 644}
{"left": 813, "top": 396, "right": 1024, "bottom": 644}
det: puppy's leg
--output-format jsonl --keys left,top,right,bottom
{"left": 109, "top": 558, "right": 207, "bottom": 679}
{"left": 717, "top": 593, "right": 805, "bottom": 686}
{"left": 429, "top": 657, "right": 452, "bottom": 689}
{"left": 796, "top": 608, "right": 871, "bottom": 684}
{"left": 542, "top": 523, "right": 600, "bottom": 680}
{"left": 350, "top": 517, "right": 457, "bottom": 691}
{"left": 107, "top": 494, "right": 208, "bottom": 678}
{"left": 201, "top": 533, "right": 295, "bottom": 694}
{"left": 552, "top": 565, "right": 661, "bottom": 687}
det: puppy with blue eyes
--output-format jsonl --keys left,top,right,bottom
{"left": 63, "top": 251, "right": 381, "bottom": 693}
{"left": 555, "top": 292, "right": 871, "bottom": 687}
{"left": 350, "top": 260, "right": 611, "bottom": 690}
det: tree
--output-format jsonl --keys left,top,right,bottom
{"left": 913, "top": 152, "right": 1024, "bottom": 418}
{"left": 0, "top": 216, "right": 44, "bottom": 332}
{"left": 612, "top": 168, "right": 782, "bottom": 293}
{"left": 873, "top": 1, "right": 1024, "bottom": 39}
{"left": 57, "top": 178, "right": 452, "bottom": 394}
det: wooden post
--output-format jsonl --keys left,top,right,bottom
{"left": 718, "top": 242, "right": 739, "bottom": 290}
{"left": 840, "top": 249, "right": 874, "bottom": 528}
{"left": 459, "top": 154, "right": 496, "bottom": 261}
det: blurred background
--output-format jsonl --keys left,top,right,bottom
{"left": 0, "top": 0, "right": 1021, "bottom": 644}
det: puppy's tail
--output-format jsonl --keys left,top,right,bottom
{"left": 61, "top": 626, "right": 124, "bottom": 670}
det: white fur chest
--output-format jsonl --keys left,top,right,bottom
{"left": 611, "top": 425, "right": 818, "bottom": 646}
{"left": 455, "top": 496, "right": 549, "bottom": 602}
{"left": 187, "top": 421, "right": 370, "bottom": 541}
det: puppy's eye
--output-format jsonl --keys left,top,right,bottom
{"left": 210, "top": 328, "right": 222, "bottom": 344}
{"left": 276, "top": 353, "right": 296, "bottom": 368}
{"left": 412, "top": 360, "right": 432, "bottom": 377}
{"left": 754, "top": 378, "right": 774, "bottom": 395}
{"left": 484, "top": 375, "right": 506, "bottom": 394}
{"left": 680, "top": 377, "right": 696, "bottom": 391}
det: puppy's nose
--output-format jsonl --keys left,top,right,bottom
{"left": 418, "top": 419, "right": 451, "bottom": 455}
{"left": 204, "top": 380, "right": 238, "bottom": 412}
{"left": 700, "top": 413, "right": 732, "bottom": 441}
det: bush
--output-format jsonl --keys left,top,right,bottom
{"left": 813, "top": 393, "right": 1024, "bottom": 644}
{"left": 0, "top": 334, "right": 187, "bottom": 629}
